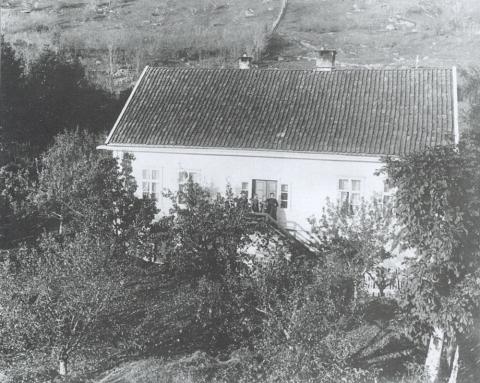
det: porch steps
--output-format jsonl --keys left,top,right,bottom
{"left": 248, "top": 212, "right": 320, "bottom": 256}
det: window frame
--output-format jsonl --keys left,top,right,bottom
{"left": 337, "top": 178, "right": 362, "bottom": 209}
{"left": 280, "top": 184, "right": 289, "bottom": 209}
{"left": 141, "top": 169, "right": 161, "bottom": 201}
{"left": 382, "top": 179, "right": 394, "bottom": 209}
{"left": 178, "top": 169, "right": 201, "bottom": 203}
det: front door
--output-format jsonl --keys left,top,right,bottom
{"left": 252, "top": 179, "right": 277, "bottom": 201}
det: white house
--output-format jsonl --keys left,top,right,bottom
{"left": 99, "top": 56, "right": 459, "bottom": 237}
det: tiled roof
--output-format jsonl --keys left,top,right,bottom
{"left": 106, "top": 67, "right": 455, "bottom": 156}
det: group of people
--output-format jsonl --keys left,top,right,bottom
{"left": 231, "top": 192, "right": 279, "bottom": 220}
{"left": 250, "top": 193, "right": 279, "bottom": 220}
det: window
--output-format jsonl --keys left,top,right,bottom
{"left": 338, "top": 178, "right": 362, "bottom": 208}
{"left": 280, "top": 184, "right": 289, "bottom": 208}
{"left": 178, "top": 170, "right": 200, "bottom": 202}
{"left": 382, "top": 180, "right": 394, "bottom": 207}
{"left": 142, "top": 169, "right": 161, "bottom": 200}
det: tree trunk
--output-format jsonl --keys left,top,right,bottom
{"left": 58, "top": 357, "right": 68, "bottom": 376}
{"left": 108, "top": 44, "right": 115, "bottom": 92}
{"left": 447, "top": 345, "right": 460, "bottom": 383}
{"left": 353, "top": 279, "right": 358, "bottom": 303}
{"left": 425, "top": 326, "right": 445, "bottom": 383}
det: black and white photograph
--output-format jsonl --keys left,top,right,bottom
{"left": 1, "top": 0, "right": 480, "bottom": 382}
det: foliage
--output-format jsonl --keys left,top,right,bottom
{"left": 35, "top": 129, "right": 157, "bottom": 246}
{"left": 309, "top": 198, "right": 396, "bottom": 299}
{"left": 382, "top": 134, "right": 480, "bottom": 341}
{"left": 24, "top": 50, "right": 123, "bottom": 150}
{"left": 161, "top": 183, "right": 256, "bottom": 280}
{"left": 158, "top": 183, "right": 264, "bottom": 349}
{"left": 0, "top": 160, "right": 39, "bottom": 248}
{"left": 1, "top": 128, "right": 156, "bottom": 251}
{"left": 460, "top": 67, "right": 480, "bottom": 133}
{"left": 250, "top": 254, "right": 379, "bottom": 381}
{"left": 225, "top": 219, "right": 390, "bottom": 382}
{"left": 154, "top": 182, "right": 400, "bottom": 379}
{"left": 0, "top": 231, "right": 130, "bottom": 375}
{"left": 0, "top": 129, "right": 160, "bottom": 379}
{"left": 1, "top": 41, "right": 124, "bottom": 158}
{"left": 0, "top": 37, "right": 26, "bottom": 156}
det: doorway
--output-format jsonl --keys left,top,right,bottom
{"left": 252, "top": 179, "right": 277, "bottom": 201}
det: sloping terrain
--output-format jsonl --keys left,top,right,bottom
{"left": 1, "top": 0, "right": 282, "bottom": 56}
{"left": 94, "top": 322, "right": 413, "bottom": 383}
{"left": 1, "top": 0, "right": 283, "bottom": 89}
{"left": 272, "top": 0, "right": 480, "bottom": 69}
{"left": 2, "top": 0, "right": 480, "bottom": 91}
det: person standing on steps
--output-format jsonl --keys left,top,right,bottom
{"left": 251, "top": 194, "right": 260, "bottom": 213}
{"left": 266, "top": 193, "right": 279, "bottom": 220}
{"left": 238, "top": 191, "right": 249, "bottom": 209}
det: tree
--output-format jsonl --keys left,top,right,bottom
{"left": 0, "top": 37, "right": 27, "bottom": 160}
{"left": 162, "top": 183, "right": 256, "bottom": 280}
{"left": 0, "top": 160, "right": 39, "bottom": 249}
{"left": 25, "top": 51, "right": 124, "bottom": 151}
{"left": 0, "top": 230, "right": 137, "bottom": 377}
{"left": 158, "top": 182, "right": 267, "bottom": 348}
{"left": 1, "top": 43, "right": 125, "bottom": 157}
{"left": 35, "top": 130, "right": 156, "bottom": 245}
{"left": 461, "top": 68, "right": 480, "bottom": 133}
{"left": 0, "top": 130, "right": 159, "bottom": 378}
{"left": 247, "top": 224, "right": 381, "bottom": 383}
{"left": 309, "top": 198, "right": 396, "bottom": 302}
{"left": 382, "top": 135, "right": 480, "bottom": 383}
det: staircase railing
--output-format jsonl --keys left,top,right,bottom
{"left": 284, "top": 220, "right": 321, "bottom": 247}
{"left": 248, "top": 213, "right": 320, "bottom": 254}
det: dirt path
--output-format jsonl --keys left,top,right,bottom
{"left": 272, "top": 0, "right": 288, "bottom": 33}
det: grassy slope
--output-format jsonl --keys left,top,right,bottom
{"left": 3, "top": 0, "right": 480, "bottom": 91}
{"left": 273, "top": 0, "right": 480, "bottom": 69}
{"left": 1, "top": 0, "right": 282, "bottom": 50}
{"left": 1, "top": 0, "right": 282, "bottom": 89}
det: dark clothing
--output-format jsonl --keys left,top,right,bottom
{"left": 251, "top": 198, "right": 260, "bottom": 213}
{"left": 266, "top": 198, "right": 279, "bottom": 220}
{"left": 238, "top": 196, "right": 249, "bottom": 209}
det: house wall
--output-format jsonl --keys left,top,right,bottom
{"left": 112, "top": 148, "right": 387, "bottom": 231}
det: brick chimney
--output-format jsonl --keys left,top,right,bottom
{"left": 238, "top": 54, "right": 253, "bottom": 69}
{"left": 315, "top": 49, "right": 336, "bottom": 71}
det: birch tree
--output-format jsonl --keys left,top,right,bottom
{"left": 382, "top": 135, "right": 480, "bottom": 383}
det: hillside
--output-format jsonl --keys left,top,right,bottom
{"left": 271, "top": 0, "right": 480, "bottom": 69}
{"left": 2, "top": 1, "right": 480, "bottom": 86}
{"left": 1, "top": 0, "right": 283, "bottom": 90}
